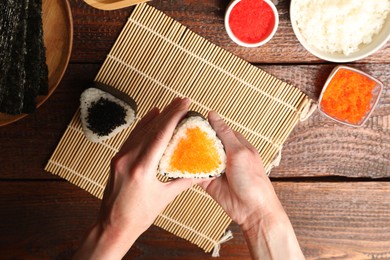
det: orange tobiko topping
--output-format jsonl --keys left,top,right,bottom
{"left": 169, "top": 127, "right": 221, "bottom": 174}
{"left": 321, "top": 68, "right": 376, "bottom": 124}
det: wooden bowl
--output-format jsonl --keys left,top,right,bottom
{"left": 0, "top": 0, "right": 73, "bottom": 126}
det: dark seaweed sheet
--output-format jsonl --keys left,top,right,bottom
{"left": 23, "top": 0, "right": 47, "bottom": 113}
{"left": 0, "top": 0, "right": 48, "bottom": 115}
{"left": 38, "top": 1, "right": 48, "bottom": 97}
{"left": 39, "top": 43, "right": 49, "bottom": 96}
{"left": 0, "top": 0, "right": 29, "bottom": 115}
{"left": 0, "top": 0, "right": 24, "bottom": 106}
{"left": 23, "top": 0, "right": 41, "bottom": 112}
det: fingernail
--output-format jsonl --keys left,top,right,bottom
{"left": 181, "top": 97, "right": 190, "bottom": 106}
{"left": 172, "top": 97, "right": 182, "bottom": 105}
{"left": 209, "top": 111, "right": 221, "bottom": 121}
{"left": 150, "top": 107, "right": 160, "bottom": 113}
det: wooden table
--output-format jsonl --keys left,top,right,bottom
{"left": 1, "top": 0, "right": 389, "bottom": 258}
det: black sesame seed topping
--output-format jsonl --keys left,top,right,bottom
{"left": 87, "top": 98, "right": 127, "bottom": 137}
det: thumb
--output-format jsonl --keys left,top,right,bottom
{"left": 208, "top": 111, "right": 242, "bottom": 153}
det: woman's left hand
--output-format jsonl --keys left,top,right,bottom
{"left": 74, "top": 97, "right": 204, "bottom": 259}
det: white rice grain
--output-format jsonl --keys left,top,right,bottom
{"left": 159, "top": 116, "right": 226, "bottom": 179}
{"left": 293, "top": 0, "right": 390, "bottom": 55}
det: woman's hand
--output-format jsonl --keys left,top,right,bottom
{"left": 200, "top": 111, "right": 304, "bottom": 260}
{"left": 200, "top": 111, "right": 283, "bottom": 229}
{"left": 74, "top": 98, "right": 204, "bottom": 259}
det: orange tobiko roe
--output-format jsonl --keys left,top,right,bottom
{"left": 169, "top": 127, "right": 221, "bottom": 174}
{"left": 321, "top": 68, "right": 376, "bottom": 124}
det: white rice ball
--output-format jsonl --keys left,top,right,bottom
{"left": 159, "top": 114, "right": 226, "bottom": 179}
{"left": 80, "top": 88, "right": 136, "bottom": 143}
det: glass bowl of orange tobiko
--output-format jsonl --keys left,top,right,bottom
{"left": 318, "top": 66, "right": 383, "bottom": 127}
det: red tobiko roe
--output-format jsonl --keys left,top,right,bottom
{"left": 229, "top": 0, "right": 275, "bottom": 44}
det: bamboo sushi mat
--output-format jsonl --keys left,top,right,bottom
{"left": 45, "top": 3, "right": 312, "bottom": 255}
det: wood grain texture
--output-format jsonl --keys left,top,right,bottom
{"left": 275, "top": 181, "right": 390, "bottom": 259}
{"left": 0, "top": 64, "right": 100, "bottom": 180}
{"left": 0, "top": 181, "right": 389, "bottom": 259}
{"left": 67, "top": 0, "right": 390, "bottom": 64}
{"left": 83, "top": 0, "right": 150, "bottom": 10}
{"left": 0, "top": 182, "right": 248, "bottom": 259}
{"left": 0, "top": 63, "right": 388, "bottom": 179}
{"left": 0, "top": 0, "right": 389, "bottom": 257}
{"left": 264, "top": 64, "right": 390, "bottom": 178}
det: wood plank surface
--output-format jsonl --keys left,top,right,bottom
{"left": 275, "top": 181, "right": 390, "bottom": 259}
{"left": 266, "top": 64, "right": 390, "bottom": 178}
{"left": 0, "top": 64, "right": 100, "bottom": 180}
{"left": 1, "top": 0, "right": 389, "bottom": 258}
{"left": 0, "top": 181, "right": 389, "bottom": 259}
{"left": 0, "top": 63, "right": 388, "bottom": 179}
{"left": 68, "top": 0, "right": 390, "bottom": 64}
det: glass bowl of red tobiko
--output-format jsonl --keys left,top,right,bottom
{"left": 225, "top": 0, "right": 279, "bottom": 47}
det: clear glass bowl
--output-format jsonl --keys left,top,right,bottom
{"left": 318, "top": 66, "right": 383, "bottom": 127}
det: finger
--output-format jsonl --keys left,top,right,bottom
{"left": 197, "top": 178, "right": 213, "bottom": 192}
{"left": 164, "top": 177, "right": 207, "bottom": 200}
{"left": 234, "top": 131, "right": 265, "bottom": 170}
{"left": 131, "top": 107, "right": 160, "bottom": 137}
{"left": 154, "top": 97, "right": 188, "bottom": 127}
{"left": 120, "top": 107, "right": 160, "bottom": 152}
{"left": 208, "top": 111, "right": 242, "bottom": 152}
{"left": 141, "top": 98, "right": 190, "bottom": 167}
{"left": 198, "top": 176, "right": 223, "bottom": 200}
{"left": 234, "top": 131, "right": 258, "bottom": 154}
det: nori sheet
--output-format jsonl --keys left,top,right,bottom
{"left": 0, "top": 0, "right": 48, "bottom": 115}
{"left": 23, "top": 0, "right": 47, "bottom": 113}
{"left": 0, "top": 0, "right": 29, "bottom": 115}
{"left": 38, "top": 0, "right": 48, "bottom": 97}
{"left": 0, "top": 0, "right": 24, "bottom": 106}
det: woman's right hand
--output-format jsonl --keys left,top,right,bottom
{"left": 200, "top": 111, "right": 283, "bottom": 230}
{"left": 200, "top": 111, "right": 304, "bottom": 260}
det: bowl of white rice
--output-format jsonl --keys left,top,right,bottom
{"left": 290, "top": 0, "right": 390, "bottom": 62}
